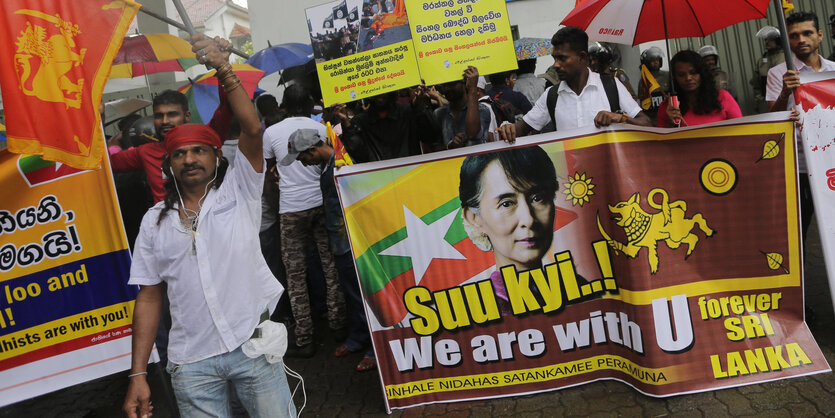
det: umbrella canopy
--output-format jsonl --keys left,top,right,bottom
{"left": 561, "top": 0, "right": 771, "bottom": 46}
{"left": 246, "top": 43, "right": 314, "bottom": 76}
{"left": 514, "top": 37, "right": 553, "bottom": 60}
{"left": 104, "top": 98, "right": 152, "bottom": 124}
{"left": 178, "top": 64, "right": 266, "bottom": 124}
{"left": 110, "top": 33, "right": 199, "bottom": 79}
{"left": 110, "top": 58, "right": 199, "bottom": 79}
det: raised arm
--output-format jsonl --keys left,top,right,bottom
{"left": 463, "top": 66, "right": 482, "bottom": 141}
{"left": 190, "top": 34, "right": 263, "bottom": 172}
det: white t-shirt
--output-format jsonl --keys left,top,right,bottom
{"left": 263, "top": 117, "right": 325, "bottom": 214}
{"left": 523, "top": 68, "right": 642, "bottom": 132}
{"left": 765, "top": 54, "right": 835, "bottom": 173}
{"left": 129, "top": 148, "right": 283, "bottom": 365}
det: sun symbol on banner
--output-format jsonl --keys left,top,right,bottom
{"left": 563, "top": 172, "right": 595, "bottom": 206}
{"left": 700, "top": 159, "right": 738, "bottom": 196}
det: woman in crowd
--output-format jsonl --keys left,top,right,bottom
{"left": 459, "top": 146, "right": 557, "bottom": 314}
{"left": 658, "top": 50, "right": 742, "bottom": 127}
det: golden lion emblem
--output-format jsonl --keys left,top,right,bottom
{"left": 597, "top": 188, "right": 714, "bottom": 274}
{"left": 13, "top": 10, "right": 86, "bottom": 109}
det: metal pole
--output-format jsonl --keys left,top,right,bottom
{"left": 138, "top": 5, "right": 250, "bottom": 59}
{"left": 660, "top": 0, "right": 675, "bottom": 96}
{"left": 142, "top": 62, "right": 154, "bottom": 100}
{"left": 772, "top": 0, "right": 795, "bottom": 71}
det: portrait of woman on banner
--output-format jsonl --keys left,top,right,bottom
{"left": 459, "top": 146, "right": 558, "bottom": 315}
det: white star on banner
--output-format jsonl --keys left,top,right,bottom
{"left": 378, "top": 206, "right": 466, "bottom": 285}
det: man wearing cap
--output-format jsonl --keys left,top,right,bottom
{"left": 282, "top": 129, "right": 377, "bottom": 372}
{"left": 263, "top": 84, "right": 347, "bottom": 358}
{"left": 434, "top": 65, "right": 493, "bottom": 148}
{"left": 123, "top": 34, "right": 294, "bottom": 417}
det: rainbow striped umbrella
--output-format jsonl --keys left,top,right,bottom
{"left": 109, "top": 33, "right": 199, "bottom": 79}
{"left": 178, "top": 64, "right": 266, "bottom": 124}
{"left": 514, "top": 37, "right": 552, "bottom": 60}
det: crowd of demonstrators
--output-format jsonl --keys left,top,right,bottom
{"left": 109, "top": 13, "right": 835, "bottom": 414}
{"left": 281, "top": 130, "right": 377, "bottom": 371}
{"left": 264, "top": 84, "right": 347, "bottom": 359}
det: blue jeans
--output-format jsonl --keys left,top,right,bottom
{"left": 167, "top": 346, "right": 296, "bottom": 418}
{"left": 335, "top": 253, "right": 371, "bottom": 352}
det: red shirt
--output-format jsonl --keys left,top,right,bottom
{"left": 110, "top": 141, "right": 168, "bottom": 202}
{"left": 110, "top": 86, "right": 234, "bottom": 203}
{"left": 657, "top": 90, "right": 742, "bottom": 128}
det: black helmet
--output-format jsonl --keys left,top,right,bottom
{"left": 588, "top": 42, "right": 613, "bottom": 65}
{"left": 829, "top": 13, "right": 835, "bottom": 26}
{"left": 127, "top": 116, "right": 157, "bottom": 147}
{"left": 640, "top": 47, "right": 664, "bottom": 67}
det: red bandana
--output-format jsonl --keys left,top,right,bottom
{"left": 164, "top": 124, "right": 222, "bottom": 155}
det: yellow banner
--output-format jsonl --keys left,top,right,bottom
{"left": 316, "top": 41, "right": 422, "bottom": 106}
{"left": 0, "top": 301, "right": 133, "bottom": 361}
{"left": 405, "top": 0, "right": 517, "bottom": 85}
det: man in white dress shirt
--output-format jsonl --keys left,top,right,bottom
{"left": 123, "top": 35, "right": 294, "bottom": 417}
{"left": 766, "top": 10, "right": 835, "bottom": 236}
{"left": 497, "top": 26, "right": 650, "bottom": 142}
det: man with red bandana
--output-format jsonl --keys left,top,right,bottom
{"left": 123, "top": 35, "right": 295, "bottom": 417}
{"left": 110, "top": 86, "right": 233, "bottom": 203}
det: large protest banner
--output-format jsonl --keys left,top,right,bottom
{"left": 308, "top": 0, "right": 422, "bottom": 106}
{"left": 335, "top": 114, "right": 830, "bottom": 411}
{"left": 794, "top": 71, "right": 835, "bottom": 317}
{"left": 404, "top": 0, "right": 516, "bottom": 85}
{"left": 0, "top": 149, "right": 136, "bottom": 406}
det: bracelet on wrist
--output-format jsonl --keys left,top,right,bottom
{"left": 128, "top": 371, "right": 147, "bottom": 378}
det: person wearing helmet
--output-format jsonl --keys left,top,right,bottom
{"left": 589, "top": 42, "right": 637, "bottom": 99}
{"left": 638, "top": 46, "right": 669, "bottom": 124}
{"left": 750, "top": 26, "right": 786, "bottom": 112}
{"left": 698, "top": 45, "right": 736, "bottom": 100}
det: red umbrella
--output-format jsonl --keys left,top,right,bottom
{"left": 561, "top": 0, "right": 771, "bottom": 46}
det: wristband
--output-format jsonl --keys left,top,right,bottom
{"left": 128, "top": 371, "right": 148, "bottom": 378}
